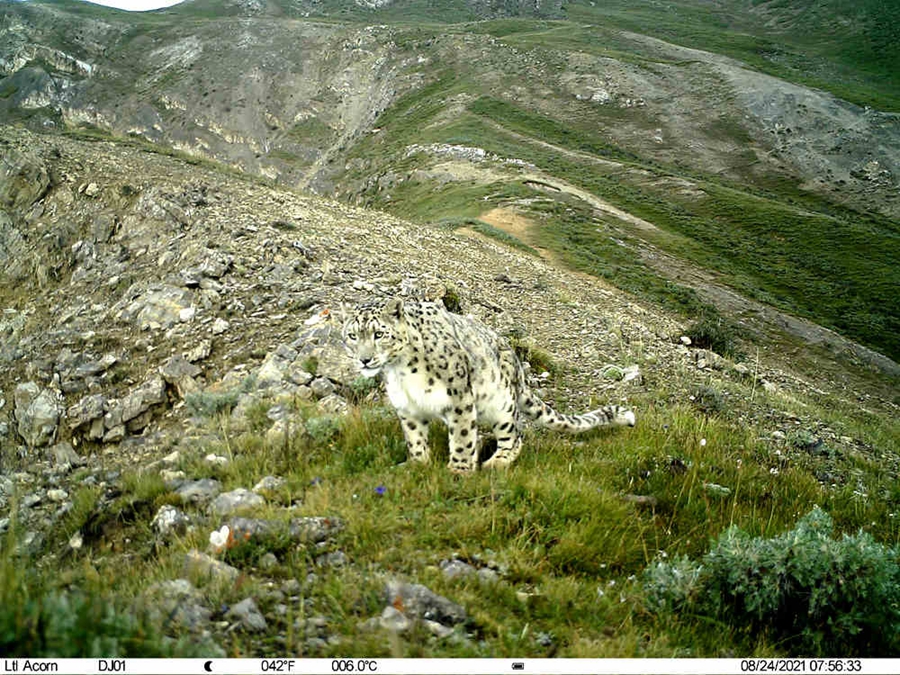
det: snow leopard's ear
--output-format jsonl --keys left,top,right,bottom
{"left": 384, "top": 297, "right": 404, "bottom": 320}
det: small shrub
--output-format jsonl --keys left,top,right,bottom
{"left": 185, "top": 390, "right": 239, "bottom": 417}
{"left": 0, "top": 541, "right": 206, "bottom": 656}
{"left": 643, "top": 507, "right": 900, "bottom": 656}
{"left": 301, "top": 356, "right": 319, "bottom": 377}
{"left": 345, "top": 376, "right": 380, "bottom": 404}
{"left": 691, "top": 385, "right": 726, "bottom": 416}
{"left": 441, "top": 286, "right": 463, "bottom": 314}
{"left": 305, "top": 416, "right": 340, "bottom": 444}
{"left": 508, "top": 333, "right": 558, "bottom": 375}
{"left": 685, "top": 309, "right": 742, "bottom": 358}
{"left": 643, "top": 554, "right": 704, "bottom": 612}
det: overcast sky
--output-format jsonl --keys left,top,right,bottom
{"left": 79, "top": 0, "right": 185, "bottom": 10}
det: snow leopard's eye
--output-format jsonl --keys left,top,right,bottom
{"left": 373, "top": 330, "right": 386, "bottom": 339}
{"left": 346, "top": 331, "right": 358, "bottom": 341}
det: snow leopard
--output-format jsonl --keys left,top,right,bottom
{"left": 341, "top": 297, "right": 635, "bottom": 473}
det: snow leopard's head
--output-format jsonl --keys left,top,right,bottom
{"left": 341, "top": 297, "right": 408, "bottom": 377}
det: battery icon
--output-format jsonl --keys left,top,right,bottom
{"left": 512, "top": 664, "right": 525, "bottom": 671}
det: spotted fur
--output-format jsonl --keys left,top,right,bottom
{"left": 341, "top": 297, "right": 635, "bottom": 473}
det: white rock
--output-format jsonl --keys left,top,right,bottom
{"left": 212, "top": 318, "right": 230, "bottom": 335}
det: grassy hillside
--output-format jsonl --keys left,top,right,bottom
{"left": 564, "top": 0, "right": 900, "bottom": 111}
{"left": 342, "top": 80, "right": 900, "bottom": 361}
{"left": 6, "top": 389, "right": 899, "bottom": 656}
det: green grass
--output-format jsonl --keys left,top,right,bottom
{"left": 8, "top": 376, "right": 898, "bottom": 656}
{"left": 440, "top": 217, "right": 540, "bottom": 256}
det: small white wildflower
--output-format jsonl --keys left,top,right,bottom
{"left": 209, "top": 525, "right": 230, "bottom": 552}
{"left": 770, "top": 467, "right": 779, "bottom": 475}
{"left": 700, "top": 438, "right": 707, "bottom": 447}
{"left": 607, "top": 579, "right": 616, "bottom": 587}
{"left": 596, "top": 588, "right": 605, "bottom": 598}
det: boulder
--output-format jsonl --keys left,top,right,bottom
{"left": 14, "top": 382, "right": 60, "bottom": 448}
{"left": 0, "top": 147, "right": 51, "bottom": 211}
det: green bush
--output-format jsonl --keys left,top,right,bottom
{"left": 643, "top": 507, "right": 900, "bottom": 655}
{"left": 0, "top": 560, "right": 198, "bottom": 656}
{"left": 685, "top": 309, "right": 741, "bottom": 358}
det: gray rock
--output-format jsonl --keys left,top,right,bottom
{"left": 226, "top": 597, "right": 267, "bottom": 632}
{"left": 424, "top": 619, "right": 455, "bottom": 639}
{"left": 122, "top": 377, "right": 167, "bottom": 423}
{"left": 184, "top": 339, "right": 212, "bottom": 363}
{"left": 259, "top": 552, "right": 279, "bottom": 570}
{"left": 256, "top": 345, "right": 298, "bottom": 390}
{"left": 159, "top": 354, "right": 202, "bottom": 397}
{"left": 0, "top": 147, "right": 50, "bottom": 211}
{"left": 198, "top": 250, "right": 233, "bottom": 279}
{"left": 160, "top": 469, "right": 186, "bottom": 487}
{"left": 289, "top": 516, "right": 344, "bottom": 543}
{"left": 175, "top": 478, "right": 222, "bottom": 504}
{"left": 384, "top": 580, "right": 467, "bottom": 626}
{"left": 315, "top": 550, "right": 348, "bottom": 568}
{"left": 183, "top": 549, "right": 240, "bottom": 582}
{"left": 179, "top": 267, "right": 202, "bottom": 287}
{"left": 287, "top": 364, "right": 314, "bottom": 386}
{"left": 211, "top": 318, "right": 229, "bottom": 335}
{"left": 152, "top": 504, "right": 191, "bottom": 536}
{"left": 440, "top": 559, "right": 476, "bottom": 580}
{"left": 0, "top": 211, "right": 29, "bottom": 282}
{"left": 378, "top": 605, "right": 410, "bottom": 633}
{"left": 67, "top": 393, "right": 107, "bottom": 430}
{"left": 292, "top": 324, "right": 357, "bottom": 386}
{"left": 47, "top": 488, "right": 68, "bottom": 502}
{"left": 126, "top": 286, "right": 195, "bottom": 330}
{"left": 282, "top": 579, "right": 302, "bottom": 596}
{"left": 225, "top": 516, "right": 276, "bottom": 540}
{"left": 477, "top": 568, "right": 500, "bottom": 584}
{"left": 535, "top": 631, "right": 554, "bottom": 647}
{"left": 48, "top": 441, "right": 83, "bottom": 467}
{"left": 14, "top": 382, "right": 60, "bottom": 448}
{"left": 74, "top": 354, "right": 117, "bottom": 379}
{"left": 210, "top": 488, "right": 265, "bottom": 516}
{"left": 143, "top": 579, "right": 211, "bottom": 631}
{"left": 103, "top": 424, "right": 125, "bottom": 443}
{"left": 252, "top": 475, "right": 285, "bottom": 495}
{"left": 310, "top": 377, "right": 335, "bottom": 398}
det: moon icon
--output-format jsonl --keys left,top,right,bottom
{"left": 204, "top": 661, "right": 213, "bottom": 673}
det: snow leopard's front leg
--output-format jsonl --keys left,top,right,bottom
{"left": 398, "top": 412, "right": 431, "bottom": 463}
{"left": 445, "top": 400, "right": 479, "bottom": 474}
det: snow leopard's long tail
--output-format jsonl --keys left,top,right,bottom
{"left": 521, "top": 395, "right": 636, "bottom": 432}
